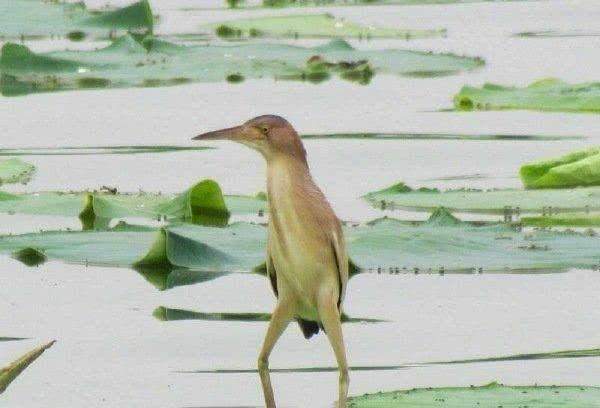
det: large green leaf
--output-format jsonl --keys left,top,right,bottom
{"left": 454, "top": 78, "right": 600, "bottom": 113}
{"left": 0, "top": 180, "right": 267, "bottom": 228}
{"left": 364, "top": 182, "right": 600, "bottom": 214}
{"left": 349, "top": 382, "right": 600, "bottom": 407}
{"left": 208, "top": 13, "right": 444, "bottom": 40}
{"left": 2, "top": 210, "right": 600, "bottom": 274}
{"left": 520, "top": 147, "right": 600, "bottom": 188}
{"left": 0, "top": 0, "right": 152, "bottom": 40}
{"left": 0, "top": 340, "right": 55, "bottom": 395}
{"left": 0, "top": 34, "right": 483, "bottom": 96}
{"left": 348, "top": 212, "right": 600, "bottom": 273}
{"left": 0, "top": 158, "right": 35, "bottom": 185}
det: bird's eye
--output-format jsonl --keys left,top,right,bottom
{"left": 259, "top": 126, "right": 269, "bottom": 135}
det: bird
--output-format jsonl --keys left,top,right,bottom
{"left": 193, "top": 115, "right": 349, "bottom": 408}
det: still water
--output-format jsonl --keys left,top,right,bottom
{"left": 2, "top": 0, "right": 600, "bottom": 406}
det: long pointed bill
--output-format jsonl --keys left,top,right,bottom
{"left": 193, "top": 126, "right": 244, "bottom": 141}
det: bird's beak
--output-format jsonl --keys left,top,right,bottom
{"left": 193, "top": 125, "right": 244, "bottom": 141}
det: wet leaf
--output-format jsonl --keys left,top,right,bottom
{"left": 207, "top": 13, "right": 444, "bottom": 39}
{"left": 0, "top": 34, "right": 483, "bottom": 96}
{"left": 348, "top": 382, "right": 600, "bottom": 407}
{"left": 454, "top": 78, "right": 600, "bottom": 113}
{"left": 0, "top": 340, "right": 55, "bottom": 394}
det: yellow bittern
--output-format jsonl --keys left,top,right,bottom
{"left": 194, "top": 115, "right": 349, "bottom": 407}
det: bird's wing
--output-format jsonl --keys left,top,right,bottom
{"left": 266, "top": 245, "right": 278, "bottom": 298}
{"left": 331, "top": 226, "right": 349, "bottom": 310}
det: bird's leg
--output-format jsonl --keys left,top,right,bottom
{"left": 318, "top": 291, "right": 349, "bottom": 408}
{"left": 258, "top": 300, "right": 293, "bottom": 408}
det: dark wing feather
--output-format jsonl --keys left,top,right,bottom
{"left": 266, "top": 251, "right": 278, "bottom": 297}
{"left": 331, "top": 227, "right": 349, "bottom": 310}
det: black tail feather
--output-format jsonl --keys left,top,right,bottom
{"left": 297, "top": 319, "right": 322, "bottom": 339}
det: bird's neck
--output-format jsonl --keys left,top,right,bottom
{"left": 266, "top": 155, "right": 313, "bottom": 211}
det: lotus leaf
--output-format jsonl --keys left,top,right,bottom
{"left": 208, "top": 14, "right": 444, "bottom": 39}
{"left": 364, "top": 182, "right": 600, "bottom": 214}
{"left": 0, "top": 158, "right": 35, "bottom": 185}
{"left": 349, "top": 382, "right": 600, "bottom": 407}
{"left": 0, "top": 0, "right": 152, "bottom": 40}
{"left": 455, "top": 78, "right": 600, "bottom": 113}
{"left": 0, "top": 34, "right": 483, "bottom": 96}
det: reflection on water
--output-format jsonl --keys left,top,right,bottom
{"left": 182, "top": 346, "right": 600, "bottom": 374}
{"left": 301, "top": 133, "right": 584, "bottom": 141}
{"left": 153, "top": 306, "right": 386, "bottom": 323}
{"left": 0, "top": 146, "right": 212, "bottom": 157}
{"left": 135, "top": 266, "right": 230, "bottom": 291}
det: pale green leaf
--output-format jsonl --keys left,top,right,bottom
{"left": 364, "top": 182, "right": 600, "bottom": 214}
{"left": 0, "top": 34, "right": 483, "bottom": 96}
{"left": 349, "top": 383, "right": 600, "bottom": 407}
{"left": 454, "top": 78, "right": 600, "bottom": 113}
{"left": 208, "top": 13, "right": 444, "bottom": 39}
{"left": 0, "top": 0, "right": 153, "bottom": 39}
{"left": 0, "top": 158, "right": 35, "bottom": 185}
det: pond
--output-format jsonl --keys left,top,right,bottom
{"left": 2, "top": 0, "right": 600, "bottom": 407}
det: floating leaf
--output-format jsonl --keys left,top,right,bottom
{"left": 348, "top": 214, "right": 600, "bottom": 273}
{"left": 520, "top": 147, "right": 600, "bottom": 189}
{"left": 153, "top": 306, "right": 384, "bottom": 323}
{"left": 0, "top": 158, "right": 35, "bottom": 185}
{"left": 207, "top": 14, "right": 444, "bottom": 40}
{"left": 454, "top": 78, "right": 600, "bottom": 113}
{"left": 0, "top": 34, "right": 483, "bottom": 96}
{"left": 2, "top": 211, "right": 600, "bottom": 275}
{"left": 0, "top": 145, "right": 211, "bottom": 157}
{"left": 0, "top": 340, "right": 55, "bottom": 395}
{"left": 0, "top": 0, "right": 153, "bottom": 40}
{"left": 364, "top": 182, "right": 600, "bottom": 214}
{"left": 0, "top": 180, "right": 267, "bottom": 228}
{"left": 349, "top": 382, "right": 600, "bottom": 407}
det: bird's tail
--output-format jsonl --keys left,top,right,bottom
{"left": 297, "top": 319, "right": 322, "bottom": 339}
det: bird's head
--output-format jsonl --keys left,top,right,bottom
{"left": 193, "top": 115, "right": 307, "bottom": 164}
